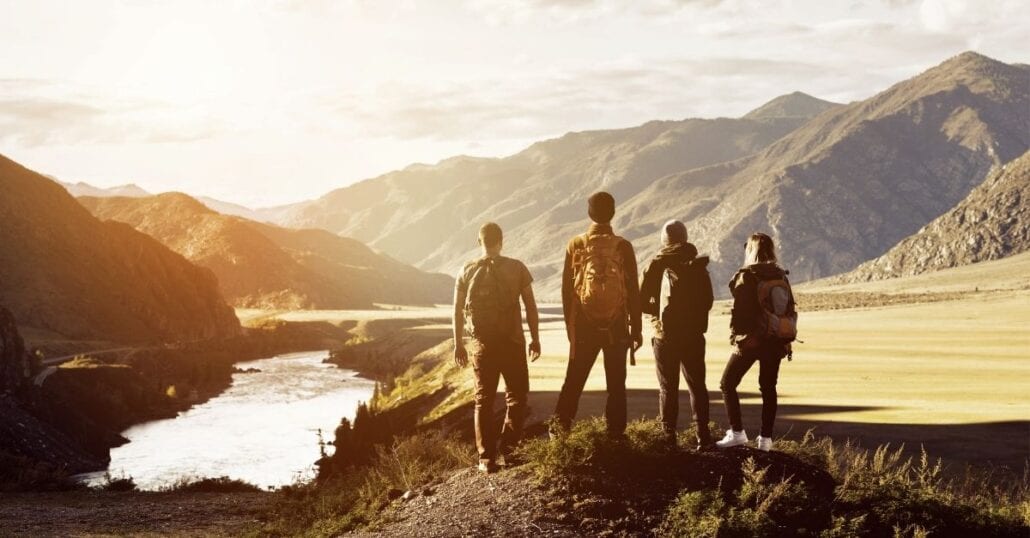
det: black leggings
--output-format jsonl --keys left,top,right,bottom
{"left": 720, "top": 345, "right": 784, "bottom": 437}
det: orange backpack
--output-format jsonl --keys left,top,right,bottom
{"left": 572, "top": 233, "right": 627, "bottom": 325}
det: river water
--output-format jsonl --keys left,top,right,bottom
{"left": 81, "top": 350, "right": 374, "bottom": 491}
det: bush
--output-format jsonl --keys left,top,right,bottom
{"left": 100, "top": 474, "right": 137, "bottom": 492}
{"left": 162, "top": 476, "right": 263, "bottom": 493}
{"left": 520, "top": 417, "right": 674, "bottom": 489}
{"left": 658, "top": 458, "right": 813, "bottom": 537}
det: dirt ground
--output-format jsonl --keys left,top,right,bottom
{"left": 0, "top": 491, "right": 270, "bottom": 537}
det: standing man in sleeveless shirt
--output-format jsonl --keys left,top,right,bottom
{"left": 454, "top": 222, "right": 541, "bottom": 473}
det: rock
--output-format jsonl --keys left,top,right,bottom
{"left": 401, "top": 490, "right": 416, "bottom": 502}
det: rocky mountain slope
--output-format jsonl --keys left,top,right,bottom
{"left": 269, "top": 52, "right": 1028, "bottom": 298}
{"left": 270, "top": 92, "right": 839, "bottom": 293}
{"left": 80, "top": 193, "right": 452, "bottom": 309}
{"left": 832, "top": 150, "right": 1030, "bottom": 282}
{"left": 0, "top": 154, "right": 240, "bottom": 343}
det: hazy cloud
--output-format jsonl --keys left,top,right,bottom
{"left": 323, "top": 56, "right": 838, "bottom": 143}
{"left": 0, "top": 80, "right": 222, "bottom": 146}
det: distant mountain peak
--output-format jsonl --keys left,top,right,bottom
{"left": 940, "top": 50, "right": 998, "bottom": 69}
{"left": 743, "top": 92, "right": 840, "bottom": 120}
{"left": 58, "top": 180, "right": 150, "bottom": 198}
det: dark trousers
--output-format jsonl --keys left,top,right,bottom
{"left": 554, "top": 335, "right": 628, "bottom": 435}
{"left": 719, "top": 343, "right": 784, "bottom": 437}
{"left": 472, "top": 341, "right": 529, "bottom": 464}
{"left": 653, "top": 334, "right": 711, "bottom": 443}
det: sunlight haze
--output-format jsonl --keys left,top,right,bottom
{"left": 0, "top": 0, "right": 1025, "bottom": 207}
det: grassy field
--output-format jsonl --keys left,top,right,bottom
{"left": 243, "top": 254, "right": 1030, "bottom": 472}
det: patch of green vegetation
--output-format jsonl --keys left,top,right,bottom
{"left": 776, "top": 433, "right": 1029, "bottom": 537}
{"left": 58, "top": 355, "right": 129, "bottom": 369}
{"left": 257, "top": 431, "right": 474, "bottom": 537}
{"left": 658, "top": 458, "right": 813, "bottom": 537}
{"left": 522, "top": 420, "right": 1027, "bottom": 537}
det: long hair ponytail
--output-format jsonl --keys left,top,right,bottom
{"left": 744, "top": 233, "right": 777, "bottom": 266}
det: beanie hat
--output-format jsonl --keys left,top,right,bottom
{"left": 587, "top": 192, "right": 615, "bottom": 223}
{"left": 661, "top": 220, "right": 688, "bottom": 246}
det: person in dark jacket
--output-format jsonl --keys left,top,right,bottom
{"left": 716, "top": 233, "right": 793, "bottom": 452}
{"left": 640, "top": 220, "right": 715, "bottom": 450}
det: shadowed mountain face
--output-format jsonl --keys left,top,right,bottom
{"left": 0, "top": 155, "right": 240, "bottom": 343}
{"left": 269, "top": 52, "right": 1029, "bottom": 297}
{"left": 79, "top": 193, "right": 453, "bottom": 309}
{"left": 832, "top": 151, "right": 1030, "bottom": 283}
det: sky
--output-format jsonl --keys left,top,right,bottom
{"left": 0, "top": 0, "right": 1026, "bottom": 208}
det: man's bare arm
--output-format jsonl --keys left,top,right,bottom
{"left": 452, "top": 278, "right": 468, "bottom": 367}
{"left": 521, "top": 284, "right": 541, "bottom": 361}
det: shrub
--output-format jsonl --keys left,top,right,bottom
{"left": 658, "top": 458, "right": 813, "bottom": 537}
{"left": 100, "top": 473, "right": 137, "bottom": 492}
{"left": 162, "top": 476, "right": 263, "bottom": 493}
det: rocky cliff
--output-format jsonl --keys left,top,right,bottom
{"left": 832, "top": 151, "right": 1030, "bottom": 282}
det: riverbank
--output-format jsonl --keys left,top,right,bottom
{"left": 2, "top": 314, "right": 362, "bottom": 490}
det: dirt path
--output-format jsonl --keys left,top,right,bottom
{"left": 348, "top": 466, "right": 584, "bottom": 538}
{"left": 0, "top": 491, "right": 270, "bottom": 537}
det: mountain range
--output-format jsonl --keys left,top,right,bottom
{"left": 79, "top": 193, "right": 452, "bottom": 309}
{"left": 833, "top": 150, "right": 1029, "bottom": 282}
{"left": 264, "top": 52, "right": 1029, "bottom": 297}
{"left": 0, "top": 155, "right": 240, "bottom": 343}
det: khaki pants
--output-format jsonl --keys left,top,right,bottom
{"left": 472, "top": 340, "right": 529, "bottom": 464}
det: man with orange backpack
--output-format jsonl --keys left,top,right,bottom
{"left": 552, "top": 192, "right": 642, "bottom": 438}
{"left": 454, "top": 222, "right": 541, "bottom": 473}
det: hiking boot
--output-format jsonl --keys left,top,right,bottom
{"left": 497, "top": 452, "right": 522, "bottom": 467}
{"left": 756, "top": 436, "right": 773, "bottom": 452}
{"left": 696, "top": 439, "right": 717, "bottom": 452}
{"left": 715, "top": 429, "right": 748, "bottom": 448}
{"left": 477, "top": 461, "right": 500, "bottom": 474}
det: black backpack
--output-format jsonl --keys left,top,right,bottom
{"left": 664, "top": 256, "right": 712, "bottom": 333}
{"left": 463, "top": 258, "right": 509, "bottom": 342}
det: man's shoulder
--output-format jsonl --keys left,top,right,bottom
{"left": 497, "top": 255, "right": 528, "bottom": 270}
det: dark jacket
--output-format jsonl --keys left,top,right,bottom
{"left": 562, "top": 223, "right": 642, "bottom": 342}
{"left": 728, "top": 262, "right": 791, "bottom": 344}
{"left": 640, "top": 242, "right": 713, "bottom": 337}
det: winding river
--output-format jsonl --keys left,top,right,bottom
{"left": 81, "top": 350, "right": 374, "bottom": 491}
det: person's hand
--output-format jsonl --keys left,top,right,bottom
{"left": 631, "top": 334, "right": 643, "bottom": 352}
{"left": 528, "top": 340, "right": 541, "bottom": 362}
{"left": 454, "top": 343, "right": 468, "bottom": 368}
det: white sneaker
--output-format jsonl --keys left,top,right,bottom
{"left": 756, "top": 436, "right": 773, "bottom": 452}
{"left": 715, "top": 429, "right": 748, "bottom": 448}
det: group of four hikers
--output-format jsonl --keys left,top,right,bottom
{"left": 452, "top": 191, "right": 798, "bottom": 473}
